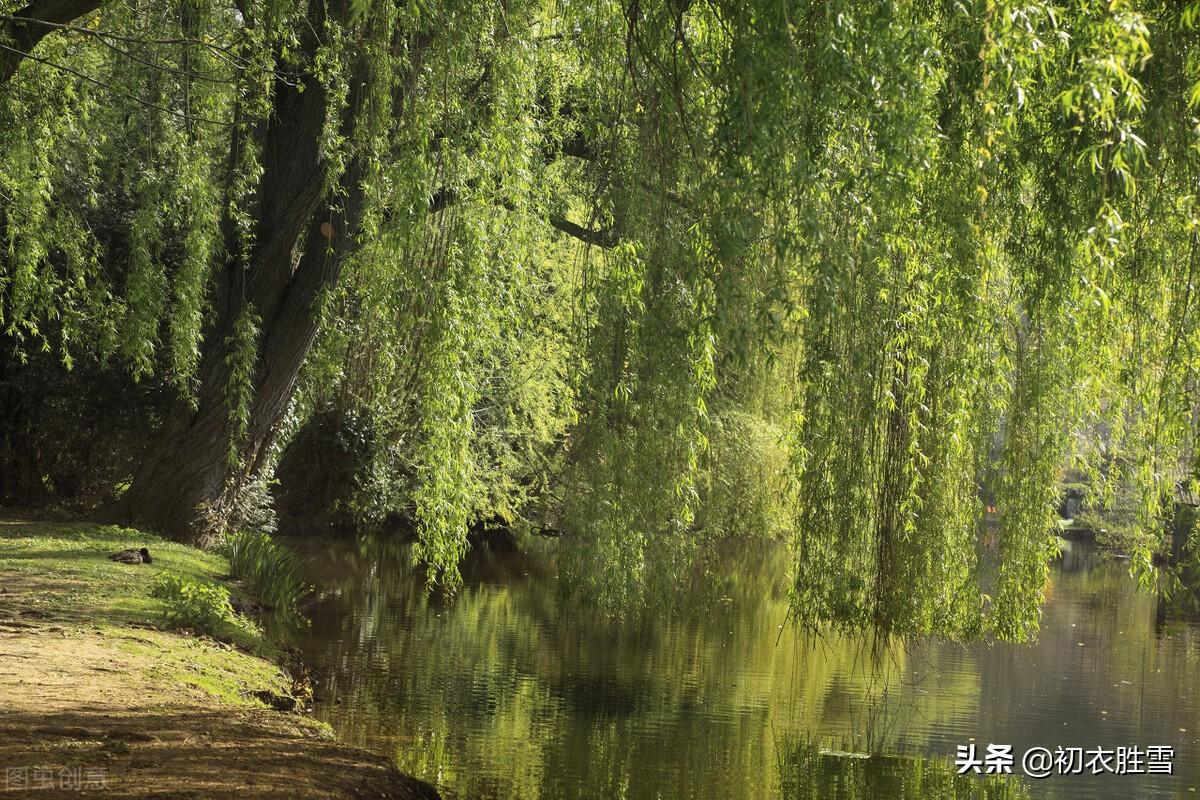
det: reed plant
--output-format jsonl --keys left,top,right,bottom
{"left": 222, "top": 530, "right": 309, "bottom": 623}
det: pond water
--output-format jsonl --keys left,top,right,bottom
{"left": 290, "top": 537, "right": 1200, "bottom": 799}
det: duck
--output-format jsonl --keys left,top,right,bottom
{"left": 107, "top": 547, "right": 152, "bottom": 565}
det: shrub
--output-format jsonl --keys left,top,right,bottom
{"left": 222, "top": 530, "right": 309, "bottom": 622}
{"left": 150, "top": 572, "right": 260, "bottom": 642}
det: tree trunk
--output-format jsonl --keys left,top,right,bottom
{"left": 102, "top": 211, "right": 347, "bottom": 544}
{"left": 0, "top": 0, "right": 104, "bottom": 86}
{"left": 103, "top": 0, "right": 362, "bottom": 545}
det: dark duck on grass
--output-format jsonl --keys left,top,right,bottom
{"left": 108, "top": 547, "right": 152, "bottom": 565}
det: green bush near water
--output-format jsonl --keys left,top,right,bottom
{"left": 150, "top": 572, "right": 261, "bottom": 645}
{"left": 222, "top": 530, "right": 309, "bottom": 622}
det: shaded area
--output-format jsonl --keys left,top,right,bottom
{"left": 0, "top": 707, "right": 439, "bottom": 799}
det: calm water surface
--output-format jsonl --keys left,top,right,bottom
{"left": 290, "top": 538, "right": 1200, "bottom": 799}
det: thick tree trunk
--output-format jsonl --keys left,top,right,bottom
{"left": 102, "top": 210, "right": 348, "bottom": 544}
{"left": 103, "top": 0, "right": 362, "bottom": 544}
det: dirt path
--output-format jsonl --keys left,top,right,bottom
{"left": 0, "top": 523, "right": 442, "bottom": 799}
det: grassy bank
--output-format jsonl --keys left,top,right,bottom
{"left": 0, "top": 518, "right": 438, "bottom": 799}
{"left": 0, "top": 521, "right": 285, "bottom": 697}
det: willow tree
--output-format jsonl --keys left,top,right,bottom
{"left": 2, "top": 0, "right": 1198, "bottom": 637}
{"left": 1, "top": 0, "right": 593, "bottom": 546}
{"left": 551, "top": 0, "right": 1200, "bottom": 637}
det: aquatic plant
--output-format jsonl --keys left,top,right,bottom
{"left": 222, "top": 530, "right": 310, "bottom": 622}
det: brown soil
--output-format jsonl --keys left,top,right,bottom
{"left": 0, "top": 610, "right": 440, "bottom": 799}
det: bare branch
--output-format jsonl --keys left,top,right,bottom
{"left": 428, "top": 184, "right": 616, "bottom": 249}
{"left": 545, "top": 214, "right": 616, "bottom": 248}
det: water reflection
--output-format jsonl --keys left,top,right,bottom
{"left": 290, "top": 537, "right": 1200, "bottom": 799}
{"left": 779, "top": 743, "right": 1026, "bottom": 799}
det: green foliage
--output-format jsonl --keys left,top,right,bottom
{"left": 150, "top": 571, "right": 261, "bottom": 643}
{"left": 538, "top": 0, "right": 1200, "bottom": 637}
{"left": 3, "top": 0, "right": 1200, "bottom": 639}
{"left": 1157, "top": 502, "right": 1200, "bottom": 616}
{"left": 1070, "top": 474, "right": 1147, "bottom": 552}
{"left": 698, "top": 409, "right": 795, "bottom": 541}
{"left": 222, "top": 530, "right": 308, "bottom": 621}
{"left": 224, "top": 309, "right": 261, "bottom": 466}
{"left": 292, "top": 0, "right": 582, "bottom": 583}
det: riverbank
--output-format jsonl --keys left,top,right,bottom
{"left": 0, "top": 518, "right": 440, "bottom": 799}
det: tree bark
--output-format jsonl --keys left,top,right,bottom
{"left": 0, "top": 0, "right": 103, "bottom": 85}
{"left": 104, "top": 214, "right": 351, "bottom": 544}
{"left": 103, "top": 0, "right": 360, "bottom": 544}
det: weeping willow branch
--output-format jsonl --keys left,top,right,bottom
{"left": 0, "top": 0, "right": 102, "bottom": 84}
{"left": 0, "top": 12, "right": 264, "bottom": 68}
{"left": 0, "top": 42, "right": 241, "bottom": 125}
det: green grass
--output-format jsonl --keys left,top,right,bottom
{"left": 150, "top": 571, "right": 264, "bottom": 644}
{"left": 0, "top": 519, "right": 302, "bottom": 708}
{"left": 0, "top": 519, "right": 277, "bottom": 658}
{"left": 111, "top": 629, "right": 289, "bottom": 706}
{"left": 0, "top": 522, "right": 223, "bottom": 617}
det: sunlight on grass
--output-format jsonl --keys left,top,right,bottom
{"left": 0, "top": 521, "right": 267, "bottom": 651}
